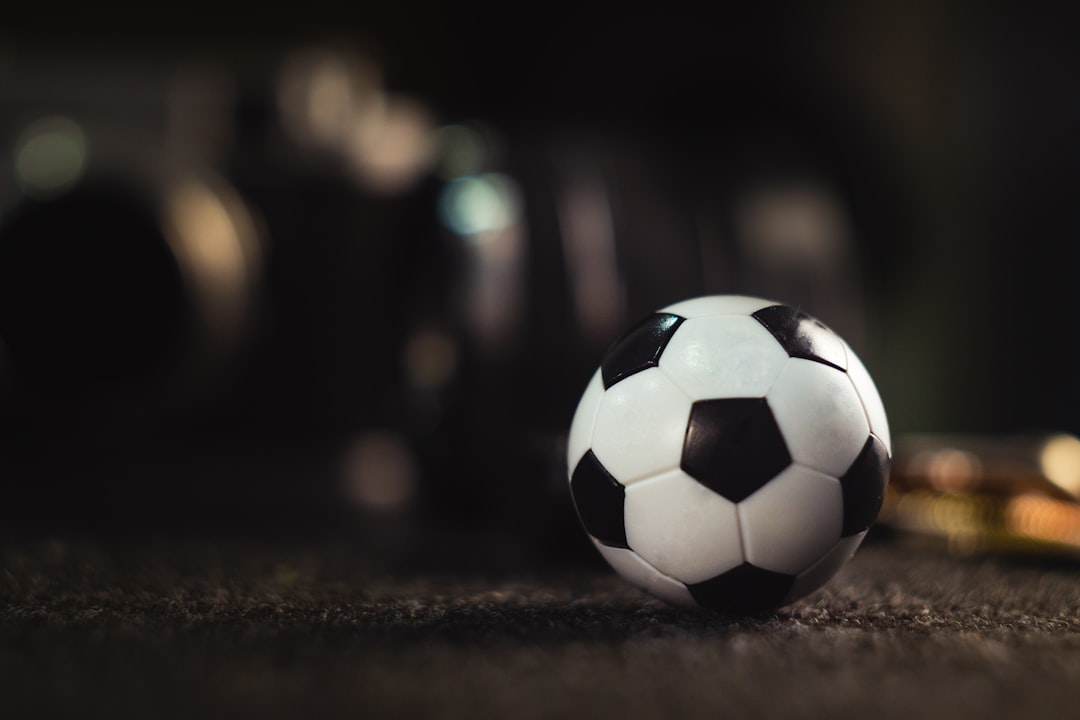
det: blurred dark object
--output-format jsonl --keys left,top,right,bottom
{"left": 0, "top": 175, "right": 261, "bottom": 423}
{"left": 1, "top": 5, "right": 1077, "bottom": 553}
{"left": 0, "top": 25, "right": 885, "bottom": 544}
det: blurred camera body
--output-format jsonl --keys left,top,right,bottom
{"left": 0, "top": 46, "right": 875, "bottom": 541}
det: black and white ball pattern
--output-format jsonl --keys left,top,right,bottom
{"left": 567, "top": 295, "right": 891, "bottom": 612}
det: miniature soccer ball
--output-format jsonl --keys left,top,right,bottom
{"left": 567, "top": 295, "right": 890, "bottom": 612}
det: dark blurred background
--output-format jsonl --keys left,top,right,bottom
{"left": 0, "top": 2, "right": 1077, "bottom": 552}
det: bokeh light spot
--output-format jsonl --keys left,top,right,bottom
{"left": 434, "top": 123, "right": 486, "bottom": 180}
{"left": 1040, "top": 433, "right": 1080, "bottom": 499}
{"left": 438, "top": 173, "right": 521, "bottom": 237}
{"left": 342, "top": 431, "right": 418, "bottom": 514}
{"left": 15, "top": 116, "right": 87, "bottom": 199}
{"left": 404, "top": 328, "right": 458, "bottom": 390}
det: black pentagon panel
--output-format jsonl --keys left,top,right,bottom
{"left": 688, "top": 563, "right": 795, "bottom": 613}
{"left": 751, "top": 305, "right": 846, "bottom": 371}
{"left": 681, "top": 398, "right": 791, "bottom": 502}
{"left": 601, "top": 313, "right": 684, "bottom": 389}
{"left": 839, "top": 434, "right": 891, "bottom": 536}
{"left": 570, "top": 450, "right": 628, "bottom": 548}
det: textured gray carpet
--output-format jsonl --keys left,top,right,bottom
{"left": 2, "top": 535, "right": 1079, "bottom": 719}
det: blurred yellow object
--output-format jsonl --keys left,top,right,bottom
{"left": 881, "top": 433, "right": 1080, "bottom": 557}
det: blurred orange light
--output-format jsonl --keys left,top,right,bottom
{"left": 1039, "top": 434, "right": 1080, "bottom": 499}
{"left": 346, "top": 95, "right": 435, "bottom": 194}
{"left": 163, "top": 176, "right": 262, "bottom": 356}
{"left": 277, "top": 48, "right": 381, "bottom": 152}
{"left": 1006, "top": 495, "right": 1080, "bottom": 547}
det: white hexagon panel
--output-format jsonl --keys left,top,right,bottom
{"left": 590, "top": 368, "right": 691, "bottom": 485}
{"left": 624, "top": 469, "right": 743, "bottom": 585}
{"left": 842, "top": 341, "right": 892, "bottom": 455}
{"left": 659, "top": 295, "right": 778, "bottom": 319}
{"left": 766, "top": 358, "right": 869, "bottom": 478}
{"left": 659, "top": 315, "right": 789, "bottom": 401}
{"left": 738, "top": 465, "right": 844, "bottom": 575}
{"left": 592, "top": 541, "right": 697, "bottom": 608}
{"left": 785, "top": 531, "right": 868, "bottom": 602}
{"left": 566, "top": 369, "right": 605, "bottom": 472}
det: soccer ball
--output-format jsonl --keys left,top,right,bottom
{"left": 567, "top": 295, "right": 890, "bottom": 612}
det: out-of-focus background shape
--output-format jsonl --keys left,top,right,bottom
{"left": 1, "top": 3, "right": 1078, "bottom": 556}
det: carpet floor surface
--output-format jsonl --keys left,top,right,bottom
{"left": 2, "top": 535, "right": 1079, "bottom": 719}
